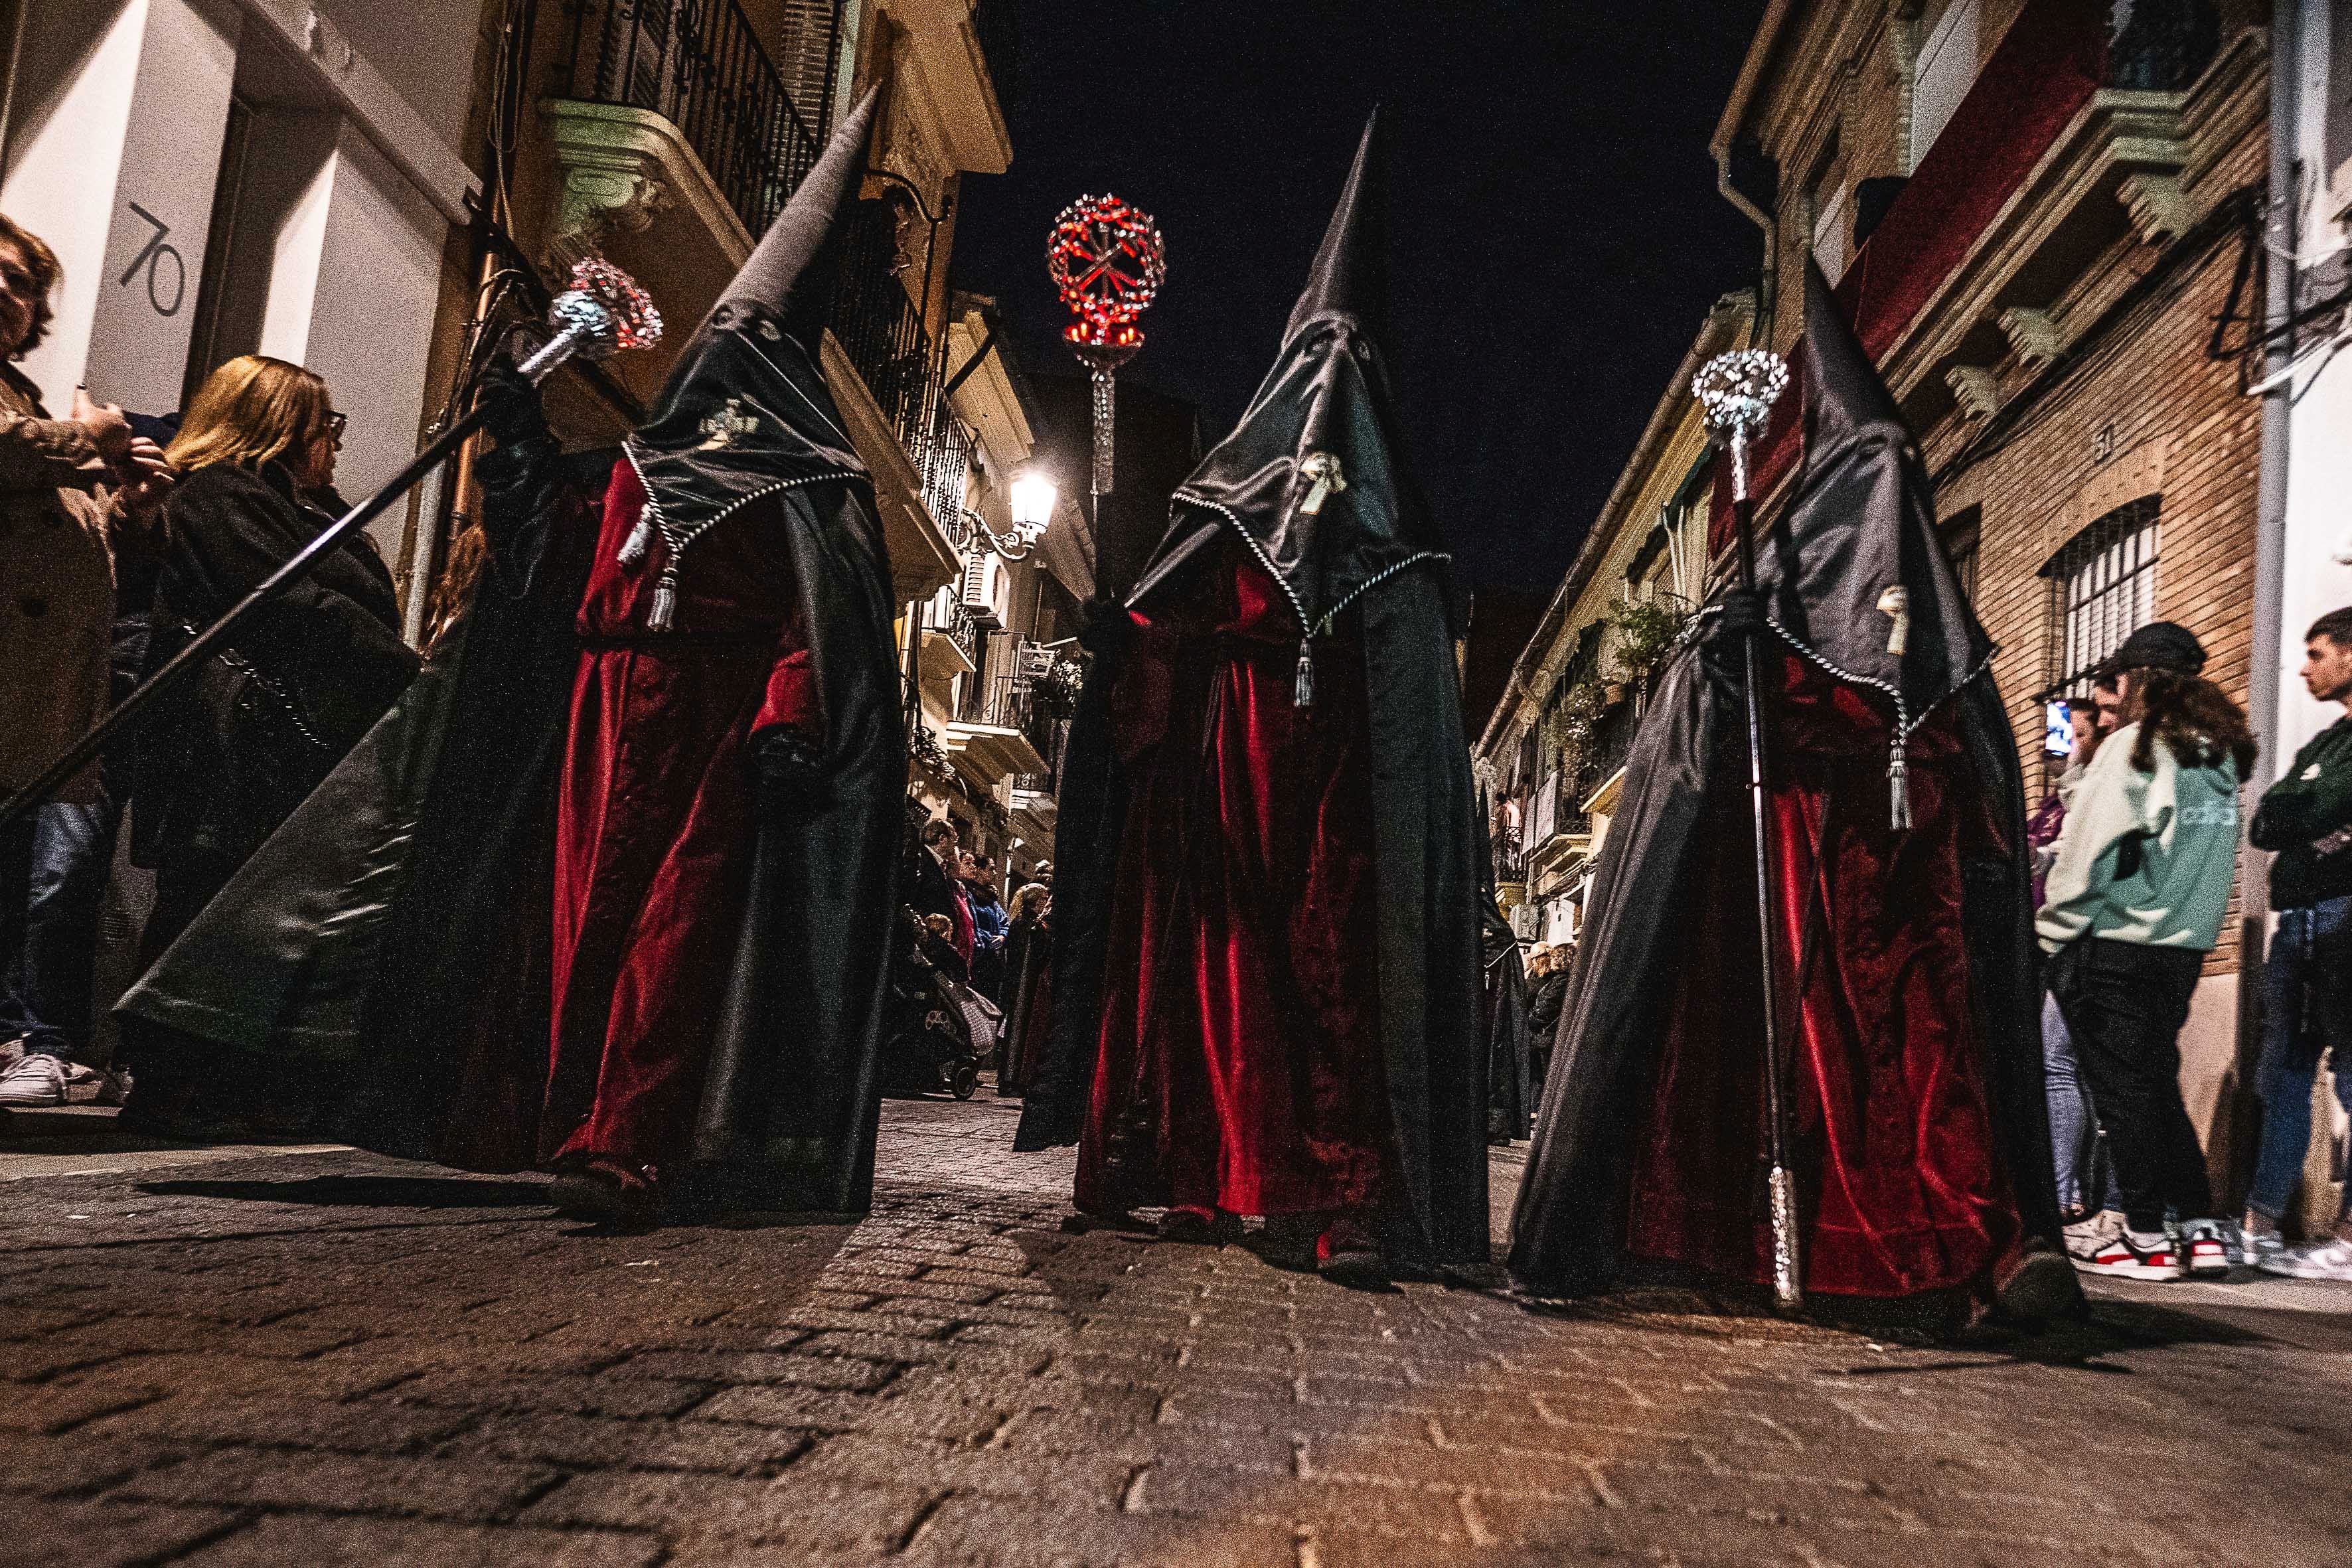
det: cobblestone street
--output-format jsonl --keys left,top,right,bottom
{"left": 7, "top": 1095, "right": 2352, "bottom": 1567}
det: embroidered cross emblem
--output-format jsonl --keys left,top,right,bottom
{"left": 696, "top": 398, "right": 759, "bottom": 451}
{"left": 1298, "top": 451, "right": 1347, "bottom": 516}
{"left": 1877, "top": 585, "right": 1911, "bottom": 657}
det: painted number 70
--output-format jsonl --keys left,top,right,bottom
{"left": 119, "top": 202, "right": 187, "bottom": 318}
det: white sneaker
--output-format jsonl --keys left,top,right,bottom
{"left": 2063, "top": 1211, "right": 2118, "bottom": 1264}
{"left": 61, "top": 1063, "right": 130, "bottom": 1106}
{"left": 2258, "top": 1238, "right": 2352, "bottom": 1281}
{"left": 0, "top": 1054, "right": 68, "bottom": 1108}
{"left": 2242, "top": 1225, "right": 2288, "bottom": 1270}
{"left": 2084, "top": 1228, "right": 2186, "bottom": 1280}
{"left": 2180, "top": 1218, "right": 2233, "bottom": 1278}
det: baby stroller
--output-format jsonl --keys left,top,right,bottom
{"left": 883, "top": 909, "right": 999, "bottom": 1099}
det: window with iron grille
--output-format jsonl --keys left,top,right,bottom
{"left": 2042, "top": 495, "right": 2160, "bottom": 698}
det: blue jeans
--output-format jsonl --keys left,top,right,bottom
{"left": 2043, "top": 989, "right": 2116, "bottom": 1217}
{"left": 2247, "top": 895, "right": 2352, "bottom": 1223}
{"left": 1, "top": 800, "right": 119, "bottom": 1061}
{"left": 23, "top": 797, "right": 121, "bottom": 1059}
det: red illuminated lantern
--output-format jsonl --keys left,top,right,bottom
{"left": 1045, "top": 194, "right": 1166, "bottom": 500}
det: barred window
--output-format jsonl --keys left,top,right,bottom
{"left": 2042, "top": 496, "right": 2160, "bottom": 698}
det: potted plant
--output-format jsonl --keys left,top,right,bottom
{"left": 1607, "top": 594, "right": 1693, "bottom": 692}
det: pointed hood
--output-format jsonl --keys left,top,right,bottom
{"left": 1127, "top": 110, "right": 1446, "bottom": 645}
{"left": 1285, "top": 108, "right": 1390, "bottom": 349}
{"left": 1755, "top": 260, "right": 1991, "bottom": 754}
{"left": 625, "top": 89, "right": 880, "bottom": 525}
{"left": 712, "top": 86, "right": 880, "bottom": 349}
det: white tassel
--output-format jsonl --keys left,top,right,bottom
{"left": 1888, "top": 742, "right": 1911, "bottom": 831}
{"left": 648, "top": 572, "right": 678, "bottom": 632}
{"left": 617, "top": 512, "right": 655, "bottom": 570}
{"left": 1294, "top": 639, "right": 1315, "bottom": 708}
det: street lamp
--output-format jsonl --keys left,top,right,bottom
{"left": 1010, "top": 469, "right": 1058, "bottom": 550}
{"left": 961, "top": 469, "right": 1058, "bottom": 562}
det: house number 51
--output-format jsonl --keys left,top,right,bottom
{"left": 118, "top": 202, "right": 186, "bottom": 318}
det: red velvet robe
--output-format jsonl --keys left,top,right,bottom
{"left": 1626, "top": 653, "right": 2021, "bottom": 1297}
{"left": 1075, "top": 547, "right": 1395, "bottom": 1219}
{"left": 544, "top": 461, "right": 820, "bottom": 1173}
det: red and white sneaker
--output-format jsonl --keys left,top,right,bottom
{"left": 2084, "top": 1229, "right": 2185, "bottom": 1280}
{"left": 2179, "top": 1219, "right": 2233, "bottom": 1279}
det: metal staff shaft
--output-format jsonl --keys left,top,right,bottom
{"left": 0, "top": 319, "right": 602, "bottom": 838}
{"left": 1729, "top": 453, "right": 1802, "bottom": 1312}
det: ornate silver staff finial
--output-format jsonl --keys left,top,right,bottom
{"left": 1693, "top": 349, "right": 1790, "bottom": 504}
{"left": 520, "top": 258, "right": 664, "bottom": 383}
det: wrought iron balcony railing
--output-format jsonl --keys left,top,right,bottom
{"left": 929, "top": 599, "right": 980, "bottom": 670}
{"left": 958, "top": 663, "right": 1067, "bottom": 779}
{"left": 828, "top": 198, "right": 929, "bottom": 439}
{"left": 826, "top": 198, "right": 976, "bottom": 541}
{"left": 566, "top": 0, "right": 839, "bottom": 237}
{"left": 923, "top": 400, "right": 974, "bottom": 550}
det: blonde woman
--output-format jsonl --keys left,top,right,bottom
{"left": 129, "top": 356, "right": 417, "bottom": 980}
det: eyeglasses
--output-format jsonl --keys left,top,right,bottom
{"left": 321, "top": 411, "right": 347, "bottom": 445}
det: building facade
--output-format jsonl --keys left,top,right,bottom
{"left": 1474, "top": 293, "right": 1756, "bottom": 950}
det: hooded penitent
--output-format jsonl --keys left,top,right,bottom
{"left": 1480, "top": 805, "right": 1534, "bottom": 1144}
{"left": 120, "top": 92, "right": 905, "bottom": 1211}
{"left": 1014, "top": 113, "right": 1490, "bottom": 1265}
{"left": 1508, "top": 262, "right": 2064, "bottom": 1300}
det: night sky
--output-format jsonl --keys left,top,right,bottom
{"left": 951, "top": 2, "right": 1772, "bottom": 591}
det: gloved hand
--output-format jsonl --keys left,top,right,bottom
{"left": 752, "top": 728, "right": 827, "bottom": 811}
{"left": 1076, "top": 593, "right": 1138, "bottom": 661}
{"left": 1710, "top": 588, "right": 1768, "bottom": 645}
{"left": 474, "top": 353, "right": 550, "bottom": 450}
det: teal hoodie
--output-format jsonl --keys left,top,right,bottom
{"left": 2036, "top": 720, "right": 2240, "bottom": 954}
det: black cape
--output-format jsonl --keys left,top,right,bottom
{"left": 1016, "top": 113, "right": 1490, "bottom": 1265}
{"left": 115, "top": 439, "right": 605, "bottom": 1162}
{"left": 1508, "top": 263, "right": 2062, "bottom": 1295}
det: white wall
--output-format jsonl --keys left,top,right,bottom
{"left": 5, "top": 0, "right": 242, "bottom": 417}
{"left": 272, "top": 122, "right": 445, "bottom": 538}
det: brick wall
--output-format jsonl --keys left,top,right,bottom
{"left": 1924, "top": 132, "right": 2267, "bottom": 977}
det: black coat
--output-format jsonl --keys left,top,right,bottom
{"left": 133, "top": 459, "right": 417, "bottom": 874}
{"left": 1525, "top": 969, "right": 1569, "bottom": 1044}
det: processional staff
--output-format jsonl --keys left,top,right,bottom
{"left": 1693, "top": 347, "right": 1800, "bottom": 1311}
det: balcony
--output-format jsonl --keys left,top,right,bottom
{"left": 945, "top": 670, "right": 1050, "bottom": 781}
{"left": 920, "top": 599, "right": 981, "bottom": 682}
{"left": 1576, "top": 700, "right": 1638, "bottom": 819}
{"left": 890, "top": 0, "right": 1014, "bottom": 177}
{"left": 1874, "top": 28, "right": 2266, "bottom": 433}
{"left": 564, "top": 0, "right": 835, "bottom": 238}
{"left": 545, "top": 1, "right": 841, "bottom": 406}
{"left": 819, "top": 198, "right": 967, "bottom": 598}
